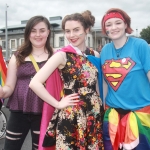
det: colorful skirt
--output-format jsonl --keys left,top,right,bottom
{"left": 43, "top": 93, "right": 104, "bottom": 150}
{"left": 103, "top": 105, "right": 150, "bottom": 150}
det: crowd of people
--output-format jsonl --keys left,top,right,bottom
{"left": 0, "top": 7, "right": 150, "bottom": 150}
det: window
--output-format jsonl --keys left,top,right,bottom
{"left": 10, "top": 39, "right": 16, "bottom": 49}
{"left": 2, "top": 41, "right": 6, "bottom": 49}
{"left": 88, "top": 37, "right": 90, "bottom": 47}
{"left": 59, "top": 37, "right": 64, "bottom": 47}
{"left": 19, "top": 38, "right": 24, "bottom": 46}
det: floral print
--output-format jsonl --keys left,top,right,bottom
{"left": 43, "top": 49, "right": 104, "bottom": 150}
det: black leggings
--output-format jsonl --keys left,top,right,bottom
{"left": 4, "top": 112, "right": 42, "bottom": 150}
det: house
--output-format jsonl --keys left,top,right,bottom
{"left": 0, "top": 16, "right": 110, "bottom": 60}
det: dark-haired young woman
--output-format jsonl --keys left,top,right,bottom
{"left": 0, "top": 15, "right": 53, "bottom": 150}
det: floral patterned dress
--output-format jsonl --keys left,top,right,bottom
{"left": 43, "top": 48, "right": 104, "bottom": 150}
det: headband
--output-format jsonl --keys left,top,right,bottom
{"left": 103, "top": 12, "right": 125, "bottom": 24}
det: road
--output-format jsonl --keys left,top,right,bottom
{"left": 0, "top": 99, "right": 32, "bottom": 150}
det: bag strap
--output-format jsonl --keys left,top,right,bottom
{"left": 29, "top": 54, "right": 40, "bottom": 72}
{"left": 29, "top": 54, "right": 46, "bottom": 87}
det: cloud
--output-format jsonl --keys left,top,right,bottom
{"left": 0, "top": 0, "right": 149, "bottom": 36}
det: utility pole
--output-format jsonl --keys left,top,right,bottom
{"left": 5, "top": 4, "right": 9, "bottom": 61}
{"left": 136, "top": 28, "right": 138, "bottom": 37}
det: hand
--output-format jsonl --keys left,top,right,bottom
{"left": 57, "top": 93, "right": 80, "bottom": 109}
{"left": 0, "top": 85, "right": 4, "bottom": 98}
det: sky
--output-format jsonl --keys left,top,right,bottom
{"left": 0, "top": 0, "right": 149, "bottom": 36}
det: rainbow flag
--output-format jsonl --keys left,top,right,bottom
{"left": 103, "top": 106, "right": 150, "bottom": 150}
{"left": 0, "top": 47, "right": 7, "bottom": 87}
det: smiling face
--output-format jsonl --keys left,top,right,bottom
{"left": 64, "top": 20, "right": 89, "bottom": 50}
{"left": 105, "top": 18, "right": 127, "bottom": 40}
{"left": 29, "top": 21, "right": 50, "bottom": 49}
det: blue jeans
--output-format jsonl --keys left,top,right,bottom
{"left": 4, "top": 112, "right": 42, "bottom": 150}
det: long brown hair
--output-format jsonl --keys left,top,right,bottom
{"left": 16, "top": 16, "right": 53, "bottom": 65}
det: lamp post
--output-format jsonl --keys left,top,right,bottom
{"left": 136, "top": 28, "right": 138, "bottom": 37}
{"left": 5, "top": 4, "right": 9, "bottom": 61}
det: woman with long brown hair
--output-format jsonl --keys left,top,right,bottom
{"left": 0, "top": 15, "right": 53, "bottom": 150}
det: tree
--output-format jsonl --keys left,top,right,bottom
{"left": 140, "top": 26, "right": 150, "bottom": 44}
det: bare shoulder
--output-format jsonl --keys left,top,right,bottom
{"left": 9, "top": 54, "right": 17, "bottom": 65}
{"left": 93, "top": 50, "right": 100, "bottom": 58}
{"left": 54, "top": 50, "right": 66, "bottom": 59}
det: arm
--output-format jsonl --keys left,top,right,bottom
{"left": 103, "top": 78, "right": 108, "bottom": 109}
{"left": 103, "top": 78, "right": 108, "bottom": 101}
{"left": 96, "top": 80, "right": 100, "bottom": 96}
{"left": 93, "top": 50, "right": 100, "bottom": 94}
{"left": 94, "top": 50, "right": 100, "bottom": 58}
{"left": 147, "top": 71, "right": 150, "bottom": 82}
{"left": 29, "top": 52, "right": 79, "bottom": 109}
{"left": 0, "top": 55, "right": 17, "bottom": 98}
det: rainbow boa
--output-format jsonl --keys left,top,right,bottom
{"left": 103, "top": 106, "right": 150, "bottom": 150}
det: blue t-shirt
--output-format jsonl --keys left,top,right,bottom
{"left": 101, "top": 37, "right": 150, "bottom": 110}
{"left": 88, "top": 37, "right": 150, "bottom": 110}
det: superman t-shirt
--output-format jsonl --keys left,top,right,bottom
{"left": 100, "top": 37, "right": 150, "bottom": 110}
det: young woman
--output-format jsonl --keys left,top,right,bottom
{"left": 30, "top": 10, "right": 104, "bottom": 150}
{"left": 88, "top": 8, "right": 150, "bottom": 150}
{"left": 0, "top": 16, "right": 53, "bottom": 150}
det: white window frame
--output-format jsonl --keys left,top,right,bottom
{"left": 19, "top": 38, "right": 24, "bottom": 46}
{"left": 59, "top": 36, "right": 64, "bottom": 47}
{"left": 86, "top": 34, "right": 93, "bottom": 48}
{"left": 54, "top": 34, "right": 66, "bottom": 48}
{"left": 9, "top": 39, "right": 17, "bottom": 50}
{"left": 1, "top": 40, "right": 6, "bottom": 50}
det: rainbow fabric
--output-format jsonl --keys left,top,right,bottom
{"left": 0, "top": 48, "right": 7, "bottom": 87}
{"left": 103, "top": 106, "right": 150, "bottom": 150}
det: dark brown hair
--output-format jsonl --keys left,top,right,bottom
{"left": 62, "top": 10, "right": 95, "bottom": 31}
{"left": 101, "top": 8, "right": 133, "bottom": 35}
{"left": 16, "top": 16, "right": 53, "bottom": 65}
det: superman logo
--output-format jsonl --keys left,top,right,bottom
{"left": 102, "top": 58, "right": 135, "bottom": 91}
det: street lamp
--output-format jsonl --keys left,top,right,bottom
{"left": 136, "top": 28, "right": 138, "bottom": 37}
{"left": 5, "top": 4, "right": 9, "bottom": 61}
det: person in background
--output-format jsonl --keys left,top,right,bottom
{"left": 97, "top": 44, "right": 103, "bottom": 53}
{"left": 0, "top": 15, "right": 53, "bottom": 150}
{"left": 88, "top": 8, "right": 150, "bottom": 150}
{"left": 29, "top": 10, "right": 104, "bottom": 150}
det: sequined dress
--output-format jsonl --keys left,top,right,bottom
{"left": 43, "top": 49, "right": 104, "bottom": 150}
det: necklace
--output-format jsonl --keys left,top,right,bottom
{"left": 114, "top": 37, "right": 128, "bottom": 58}
{"left": 32, "top": 51, "right": 45, "bottom": 57}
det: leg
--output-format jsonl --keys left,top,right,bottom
{"left": 4, "top": 112, "right": 30, "bottom": 150}
{"left": 30, "top": 114, "right": 42, "bottom": 150}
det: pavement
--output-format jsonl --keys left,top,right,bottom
{"left": 0, "top": 99, "right": 32, "bottom": 150}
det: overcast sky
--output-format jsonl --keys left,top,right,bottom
{"left": 0, "top": 0, "right": 149, "bottom": 36}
